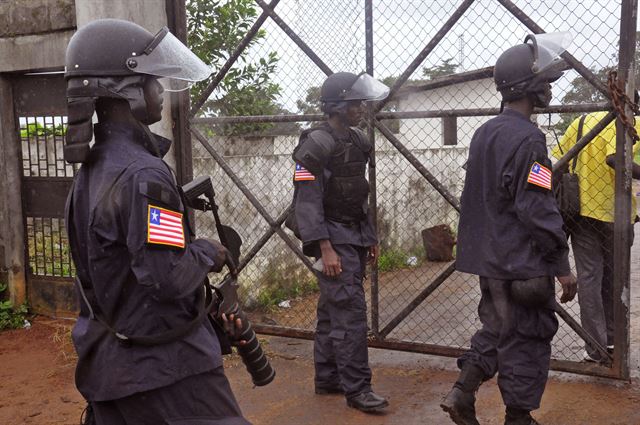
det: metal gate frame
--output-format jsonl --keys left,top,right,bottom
{"left": 12, "top": 74, "right": 77, "bottom": 317}
{"left": 184, "top": 0, "right": 637, "bottom": 379}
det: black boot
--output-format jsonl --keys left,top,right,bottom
{"left": 346, "top": 391, "right": 389, "bottom": 413}
{"left": 440, "top": 364, "right": 484, "bottom": 425}
{"left": 504, "top": 407, "right": 540, "bottom": 425}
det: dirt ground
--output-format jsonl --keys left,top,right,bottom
{"left": 1, "top": 318, "right": 639, "bottom": 425}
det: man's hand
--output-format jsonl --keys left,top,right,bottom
{"left": 556, "top": 273, "right": 578, "bottom": 303}
{"left": 207, "top": 239, "right": 237, "bottom": 275}
{"left": 367, "top": 244, "right": 380, "bottom": 266}
{"left": 319, "top": 239, "right": 341, "bottom": 278}
{"left": 221, "top": 313, "right": 246, "bottom": 346}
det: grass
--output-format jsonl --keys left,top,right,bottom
{"left": 254, "top": 258, "right": 319, "bottom": 311}
{"left": 0, "top": 283, "right": 29, "bottom": 331}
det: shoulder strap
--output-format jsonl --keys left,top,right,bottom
{"left": 571, "top": 114, "right": 586, "bottom": 173}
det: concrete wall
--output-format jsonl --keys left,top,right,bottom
{"left": 395, "top": 78, "right": 501, "bottom": 150}
{"left": 191, "top": 133, "right": 467, "bottom": 297}
{"left": 0, "top": 0, "right": 75, "bottom": 72}
{"left": 0, "top": 77, "right": 26, "bottom": 305}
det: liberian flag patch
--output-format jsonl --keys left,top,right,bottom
{"left": 147, "top": 205, "right": 185, "bottom": 248}
{"left": 294, "top": 163, "right": 315, "bottom": 181}
{"left": 527, "top": 162, "right": 552, "bottom": 190}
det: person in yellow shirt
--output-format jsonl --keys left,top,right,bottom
{"left": 553, "top": 111, "right": 640, "bottom": 362}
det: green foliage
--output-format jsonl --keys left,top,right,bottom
{"left": 20, "top": 122, "right": 67, "bottom": 139}
{"left": 378, "top": 249, "right": 407, "bottom": 272}
{"left": 422, "top": 58, "right": 459, "bottom": 80}
{"left": 0, "top": 283, "right": 28, "bottom": 331}
{"left": 187, "top": 0, "right": 296, "bottom": 135}
{"left": 255, "top": 259, "right": 318, "bottom": 310}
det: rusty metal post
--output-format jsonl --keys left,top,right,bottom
{"left": 613, "top": 0, "right": 637, "bottom": 380}
{"left": 364, "top": 0, "right": 380, "bottom": 337}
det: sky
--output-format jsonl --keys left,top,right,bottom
{"left": 234, "top": 0, "right": 629, "bottom": 113}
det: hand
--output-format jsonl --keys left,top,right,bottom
{"left": 367, "top": 244, "right": 380, "bottom": 266}
{"left": 319, "top": 240, "right": 341, "bottom": 278}
{"left": 207, "top": 239, "right": 237, "bottom": 275}
{"left": 556, "top": 273, "right": 578, "bottom": 303}
{"left": 221, "top": 313, "right": 247, "bottom": 346}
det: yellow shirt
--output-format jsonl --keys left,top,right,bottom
{"left": 551, "top": 111, "right": 639, "bottom": 223}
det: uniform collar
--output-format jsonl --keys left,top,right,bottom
{"left": 94, "top": 121, "right": 172, "bottom": 158}
{"left": 500, "top": 107, "right": 533, "bottom": 123}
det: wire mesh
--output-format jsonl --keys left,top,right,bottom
{"left": 187, "top": 0, "right": 631, "bottom": 373}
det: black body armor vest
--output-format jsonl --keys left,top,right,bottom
{"left": 322, "top": 127, "right": 371, "bottom": 223}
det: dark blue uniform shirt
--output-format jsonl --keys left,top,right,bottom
{"left": 456, "top": 109, "right": 570, "bottom": 279}
{"left": 65, "top": 122, "right": 222, "bottom": 401}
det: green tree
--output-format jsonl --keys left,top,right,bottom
{"left": 555, "top": 33, "right": 640, "bottom": 133}
{"left": 422, "top": 58, "right": 458, "bottom": 80}
{"left": 187, "top": 0, "right": 295, "bottom": 135}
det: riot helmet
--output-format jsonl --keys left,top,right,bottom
{"left": 64, "top": 19, "right": 212, "bottom": 163}
{"left": 494, "top": 32, "right": 572, "bottom": 106}
{"left": 320, "top": 72, "right": 389, "bottom": 114}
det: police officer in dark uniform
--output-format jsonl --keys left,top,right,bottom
{"left": 440, "top": 33, "right": 578, "bottom": 425}
{"left": 63, "top": 19, "right": 251, "bottom": 424}
{"left": 291, "top": 72, "right": 389, "bottom": 413}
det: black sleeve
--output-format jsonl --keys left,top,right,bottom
{"left": 113, "top": 165, "right": 221, "bottom": 301}
{"left": 506, "top": 137, "right": 571, "bottom": 276}
{"left": 294, "top": 169, "right": 331, "bottom": 243}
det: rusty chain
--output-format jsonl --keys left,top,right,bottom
{"left": 607, "top": 70, "right": 640, "bottom": 142}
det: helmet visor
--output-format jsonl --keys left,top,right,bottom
{"left": 527, "top": 31, "right": 573, "bottom": 75}
{"left": 128, "top": 28, "right": 213, "bottom": 92}
{"left": 344, "top": 73, "right": 390, "bottom": 101}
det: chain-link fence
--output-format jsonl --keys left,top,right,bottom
{"left": 186, "top": 0, "right": 636, "bottom": 378}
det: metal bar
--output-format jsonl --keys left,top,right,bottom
{"left": 496, "top": 0, "right": 611, "bottom": 100}
{"left": 189, "top": 0, "right": 281, "bottom": 117}
{"left": 251, "top": 325, "right": 620, "bottom": 379}
{"left": 374, "top": 0, "right": 476, "bottom": 113}
{"left": 236, "top": 204, "right": 294, "bottom": 273}
{"left": 552, "top": 112, "right": 617, "bottom": 173}
{"left": 549, "top": 359, "right": 621, "bottom": 379}
{"left": 612, "top": 0, "right": 637, "bottom": 380}
{"left": 190, "top": 128, "right": 314, "bottom": 270}
{"left": 191, "top": 103, "right": 610, "bottom": 125}
{"left": 375, "top": 119, "right": 461, "bottom": 212}
{"left": 365, "top": 0, "right": 379, "bottom": 337}
{"left": 379, "top": 263, "right": 456, "bottom": 338}
{"left": 192, "top": 114, "right": 325, "bottom": 125}
{"left": 254, "top": 0, "right": 333, "bottom": 76}
{"left": 554, "top": 302, "right": 612, "bottom": 363}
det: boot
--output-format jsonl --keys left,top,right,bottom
{"left": 504, "top": 407, "right": 540, "bottom": 425}
{"left": 440, "top": 363, "right": 484, "bottom": 425}
{"left": 346, "top": 391, "right": 389, "bottom": 413}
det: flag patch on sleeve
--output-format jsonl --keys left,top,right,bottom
{"left": 294, "top": 163, "right": 315, "bottom": 181}
{"left": 147, "top": 205, "right": 185, "bottom": 248}
{"left": 527, "top": 162, "right": 552, "bottom": 190}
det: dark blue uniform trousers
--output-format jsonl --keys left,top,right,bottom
{"left": 314, "top": 244, "right": 372, "bottom": 398}
{"left": 91, "top": 367, "right": 251, "bottom": 425}
{"left": 458, "top": 277, "right": 558, "bottom": 411}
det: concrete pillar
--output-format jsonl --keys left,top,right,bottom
{"left": 0, "top": 76, "right": 26, "bottom": 305}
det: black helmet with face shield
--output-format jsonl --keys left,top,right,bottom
{"left": 64, "top": 18, "right": 212, "bottom": 163}
{"left": 493, "top": 32, "right": 572, "bottom": 107}
{"left": 319, "top": 72, "right": 390, "bottom": 115}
